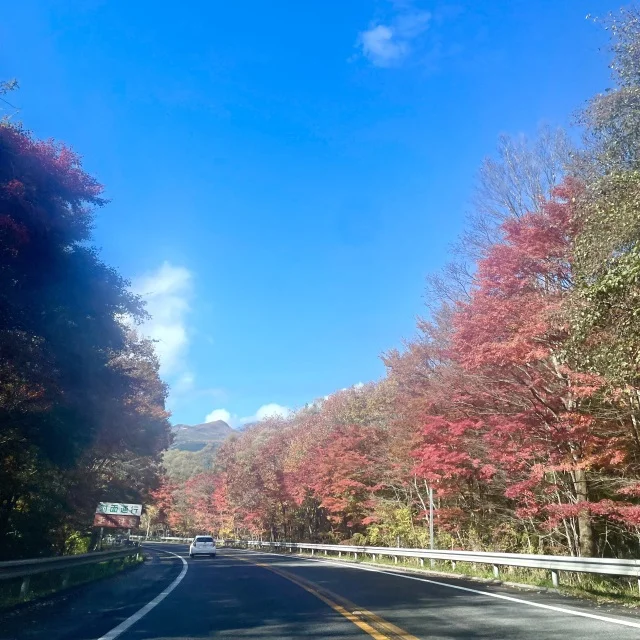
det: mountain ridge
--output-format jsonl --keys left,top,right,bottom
{"left": 170, "top": 419, "right": 234, "bottom": 452}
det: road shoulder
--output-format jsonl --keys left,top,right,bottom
{"left": 0, "top": 548, "right": 183, "bottom": 640}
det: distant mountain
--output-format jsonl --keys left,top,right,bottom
{"left": 171, "top": 420, "right": 234, "bottom": 452}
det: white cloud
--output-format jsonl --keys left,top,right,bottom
{"left": 203, "top": 403, "right": 291, "bottom": 428}
{"left": 359, "top": 25, "right": 408, "bottom": 67}
{"left": 205, "top": 408, "right": 232, "bottom": 424}
{"left": 255, "top": 403, "right": 292, "bottom": 420}
{"left": 357, "top": 9, "right": 431, "bottom": 67}
{"left": 132, "top": 262, "right": 193, "bottom": 377}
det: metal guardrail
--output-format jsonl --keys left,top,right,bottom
{"left": 133, "top": 536, "right": 231, "bottom": 544}
{"left": 0, "top": 547, "right": 142, "bottom": 599}
{"left": 241, "top": 540, "right": 640, "bottom": 588}
{"left": 131, "top": 535, "right": 192, "bottom": 543}
{"left": 130, "top": 536, "right": 262, "bottom": 544}
{"left": 131, "top": 536, "right": 640, "bottom": 588}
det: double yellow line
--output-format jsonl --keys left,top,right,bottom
{"left": 235, "top": 554, "right": 420, "bottom": 640}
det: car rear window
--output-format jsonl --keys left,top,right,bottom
{"left": 195, "top": 536, "right": 213, "bottom": 542}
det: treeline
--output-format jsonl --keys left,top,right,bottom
{"left": 0, "top": 94, "right": 171, "bottom": 559}
{"left": 152, "top": 9, "right": 640, "bottom": 558}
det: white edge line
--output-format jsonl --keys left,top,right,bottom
{"left": 97, "top": 549, "right": 188, "bottom": 640}
{"left": 242, "top": 549, "right": 640, "bottom": 630}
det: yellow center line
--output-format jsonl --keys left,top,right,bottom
{"left": 233, "top": 553, "right": 420, "bottom": 640}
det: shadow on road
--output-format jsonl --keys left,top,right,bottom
{"left": 2, "top": 546, "right": 639, "bottom": 640}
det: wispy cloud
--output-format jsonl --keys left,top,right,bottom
{"left": 359, "top": 25, "right": 408, "bottom": 67}
{"left": 357, "top": 6, "right": 431, "bottom": 67}
{"left": 132, "top": 261, "right": 193, "bottom": 378}
{"left": 173, "top": 371, "right": 195, "bottom": 395}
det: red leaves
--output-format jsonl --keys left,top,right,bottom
{"left": 413, "top": 417, "right": 482, "bottom": 486}
{"left": 151, "top": 179, "right": 639, "bottom": 550}
{"left": 302, "top": 424, "right": 382, "bottom": 526}
{"left": 544, "top": 500, "right": 640, "bottom": 528}
{"left": 403, "top": 182, "right": 638, "bottom": 548}
{"left": 150, "top": 471, "right": 237, "bottom": 536}
{"left": 0, "top": 124, "right": 106, "bottom": 265}
{"left": 452, "top": 183, "right": 581, "bottom": 371}
{"left": 1, "top": 126, "right": 104, "bottom": 204}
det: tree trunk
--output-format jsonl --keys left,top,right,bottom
{"left": 573, "top": 469, "right": 594, "bottom": 557}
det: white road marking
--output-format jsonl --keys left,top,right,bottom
{"left": 242, "top": 549, "right": 640, "bottom": 630}
{"left": 97, "top": 549, "right": 188, "bottom": 640}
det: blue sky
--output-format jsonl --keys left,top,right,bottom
{"left": 2, "top": 0, "right": 617, "bottom": 426}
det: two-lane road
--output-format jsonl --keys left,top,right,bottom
{"left": 3, "top": 544, "right": 640, "bottom": 639}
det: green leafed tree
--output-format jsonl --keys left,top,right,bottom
{"left": 569, "top": 8, "right": 640, "bottom": 392}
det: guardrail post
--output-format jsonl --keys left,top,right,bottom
{"left": 338, "top": 551, "right": 342, "bottom": 558}
{"left": 372, "top": 554, "right": 376, "bottom": 562}
{"left": 394, "top": 556, "right": 398, "bottom": 564}
{"left": 324, "top": 549, "right": 327, "bottom": 555}
{"left": 420, "top": 558, "right": 424, "bottom": 567}
{"left": 354, "top": 552, "right": 358, "bottom": 560}
{"left": 61, "top": 571, "right": 70, "bottom": 588}
{"left": 20, "top": 576, "right": 30, "bottom": 599}
{"left": 311, "top": 549, "right": 314, "bottom": 556}
{"left": 551, "top": 570, "right": 559, "bottom": 588}
{"left": 493, "top": 565, "right": 500, "bottom": 579}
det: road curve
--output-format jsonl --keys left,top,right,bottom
{"left": 2, "top": 543, "right": 640, "bottom": 639}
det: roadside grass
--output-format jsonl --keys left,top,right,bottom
{"left": 261, "top": 548, "right": 640, "bottom": 607}
{"left": 0, "top": 554, "right": 143, "bottom": 610}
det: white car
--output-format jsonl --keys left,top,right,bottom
{"left": 189, "top": 535, "right": 217, "bottom": 558}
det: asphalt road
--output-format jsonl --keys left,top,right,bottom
{"left": 3, "top": 544, "right": 640, "bottom": 639}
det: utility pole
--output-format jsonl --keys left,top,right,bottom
{"left": 429, "top": 486, "right": 435, "bottom": 568}
{"left": 429, "top": 486, "right": 434, "bottom": 551}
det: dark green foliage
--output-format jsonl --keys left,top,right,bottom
{"left": 0, "top": 122, "right": 170, "bottom": 559}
